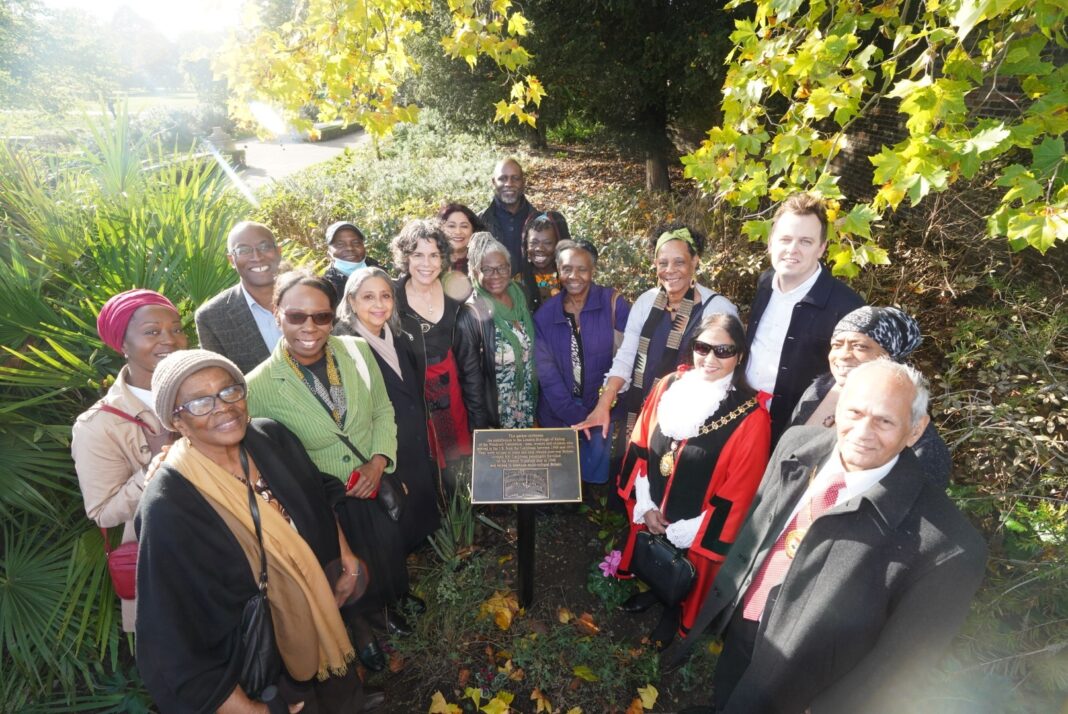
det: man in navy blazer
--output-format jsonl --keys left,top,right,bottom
{"left": 745, "top": 193, "right": 865, "bottom": 445}
{"left": 194, "top": 221, "right": 283, "bottom": 374}
{"left": 669, "top": 360, "right": 987, "bottom": 714}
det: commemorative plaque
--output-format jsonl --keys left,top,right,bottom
{"left": 470, "top": 428, "right": 582, "bottom": 607}
{"left": 471, "top": 428, "right": 581, "bottom": 504}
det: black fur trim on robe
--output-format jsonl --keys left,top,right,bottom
{"left": 134, "top": 418, "right": 345, "bottom": 714}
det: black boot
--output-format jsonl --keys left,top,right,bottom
{"left": 619, "top": 589, "right": 659, "bottom": 614}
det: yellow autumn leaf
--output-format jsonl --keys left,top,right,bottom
{"left": 530, "top": 687, "right": 552, "bottom": 713}
{"left": 507, "top": 12, "right": 529, "bottom": 36}
{"left": 557, "top": 607, "right": 575, "bottom": 623}
{"left": 566, "top": 708, "right": 583, "bottom": 714}
{"left": 465, "top": 686, "right": 484, "bottom": 707}
{"left": 481, "top": 691, "right": 514, "bottom": 714}
{"left": 572, "top": 664, "right": 599, "bottom": 681}
{"left": 637, "top": 683, "right": 658, "bottom": 709}
{"left": 428, "top": 691, "right": 462, "bottom": 714}
{"left": 479, "top": 591, "right": 520, "bottom": 631}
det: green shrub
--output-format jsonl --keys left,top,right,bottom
{"left": 0, "top": 109, "right": 250, "bottom": 709}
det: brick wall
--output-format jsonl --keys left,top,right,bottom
{"left": 832, "top": 74, "right": 1027, "bottom": 201}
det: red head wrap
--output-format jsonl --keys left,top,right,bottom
{"left": 96, "top": 289, "right": 180, "bottom": 354}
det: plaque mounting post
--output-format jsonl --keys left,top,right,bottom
{"left": 517, "top": 504, "right": 536, "bottom": 607}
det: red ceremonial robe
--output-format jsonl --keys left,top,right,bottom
{"left": 617, "top": 367, "right": 772, "bottom": 635}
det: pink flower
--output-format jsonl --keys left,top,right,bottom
{"left": 599, "top": 550, "right": 622, "bottom": 577}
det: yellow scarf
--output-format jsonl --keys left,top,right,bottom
{"left": 165, "top": 438, "right": 355, "bottom": 681}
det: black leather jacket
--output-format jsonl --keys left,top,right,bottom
{"left": 456, "top": 294, "right": 502, "bottom": 429}
{"left": 393, "top": 276, "right": 489, "bottom": 431}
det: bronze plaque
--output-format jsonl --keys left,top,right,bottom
{"left": 471, "top": 428, "right": 582, "bottom": 504}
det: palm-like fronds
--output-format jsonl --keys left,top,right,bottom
{"left": 0, "top": 103, "right": 253, "bottom": 708}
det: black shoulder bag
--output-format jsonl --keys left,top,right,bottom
{"left": 237, "top": 447, "right": 283, "bottom": 700}
{"left": 337, "top": 432, "right": 405, "bottom": 522}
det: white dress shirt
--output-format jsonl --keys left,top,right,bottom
{"left": 745, "top": 267, "right": 822, "bottom": 394}
{"left": 241, "top": 285, "right": 283, "bottom": 352}
{"left": 777, "top": 449, "right": 900, "bottom": 540}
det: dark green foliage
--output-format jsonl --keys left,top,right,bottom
{"left": 0, "top": 108, "right": 249, "bottom": 708}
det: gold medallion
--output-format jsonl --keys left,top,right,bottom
{"left": 784, "top": 529, "right": 806, "bottom": 559}
{"left": 659, "top": 443, "right": 677, "bottom": 477}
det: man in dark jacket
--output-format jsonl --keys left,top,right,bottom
{"left": 320, "top": 221, "right": 382, "bottom": 300}
{"left": 745, "top": 193, "right": 865, "bottom": 445}
{"left": 478, "top": 158, "right": 537, "bottom": 274}
{"left": 669, "top": 360, "right": 987, "bottom": 714}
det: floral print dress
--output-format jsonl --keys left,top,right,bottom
{"left": 494, "top": 320, "right": 537, "bottom": 428}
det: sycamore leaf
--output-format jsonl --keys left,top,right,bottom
{"left": 566, "top": 708, "right": 583, "bottom": 714}
{"left": 429, "top": 691, "right": 462, "bottom": 714}
{"left": 465, "top": 687, "right": 484, "bottom": 707}
{"left": 637, "top": 684, "right": 659, "bottom": 709}
{"left": 625, "top": 698, "right": 644, "bottom": 714}
{"left": 507, "top": 12, "right": 529, "bottom": 36}
{"left": 481, "top": 691, "right": 514, "bottom": 714}
{"left": 531, "top": 688, "right": 552, "bottom": 713}
{"left": 572, "top": 664, "right": 599, "bottom": 681}
{"left": 951, "top": 0, "right": 989, "bottom": 42}
{"left": 964, "top": 124, "right": 1011, "bottom": 156}
{"left": 479, "top": 591, "right": 520, "bottom": 630}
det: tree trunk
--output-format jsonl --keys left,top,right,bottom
{"left": 645, "top": 149, "right": 671, "bottom": 192}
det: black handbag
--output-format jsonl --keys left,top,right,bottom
{"left": 629, "top": 531, "right": 697, "bottom": 607}
{"left": 238, "top": 447, "right": 283, "bottom": 700}
{"left": 337, "top": 432, "right": 405, "bottom": 522}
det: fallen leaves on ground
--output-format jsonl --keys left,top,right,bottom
{"left": 637, "top": 683, "right": 659, "bottom": 709}
{"left": 530, "top": 687, "right": 552, "bottom": 713}
{"left": 572, "top": 664, "right": 599, "bottom": 682}
{"left": 480, "top": 590, "right": 521, "bottom": 631}
{"left": 574, "top": 612, "right": 601, "bottom": 636}
{"left": 428, "top": 691, "right": 461, "bottom": 713}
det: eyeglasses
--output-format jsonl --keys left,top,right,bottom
{"left": 173, "top": 384, "right": 247, "bottom": 417}
{"left": 229, "top": 241, "right": 277, "bottom": 258}
{"left": 481, "top": 265, "right": 510, "bottom": 277}
{"left": 693, "top": 341, "right": 740, "bottom": 359}
{"left": 282, "top": 310, "right": 335, "bottom": 326}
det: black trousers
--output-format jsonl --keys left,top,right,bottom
{"left": 712, "top": 607, "right": 760, "bottom": 713}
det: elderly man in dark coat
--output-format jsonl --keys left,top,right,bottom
{"left": 670, "top": 360, "right": 987, "bottom": 714}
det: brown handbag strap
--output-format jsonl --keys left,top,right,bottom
{"left": 610, "top": 289, "right": 617, "bottom": 329}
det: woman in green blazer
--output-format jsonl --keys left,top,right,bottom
{"left": 246, "top": 270, "right": 409, "bottom": 673}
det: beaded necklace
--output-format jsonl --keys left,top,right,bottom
{"left": 284, "top": 344, "right": 347, "bottom": 427}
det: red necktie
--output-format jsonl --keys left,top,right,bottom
{"left": 742, "top": 473, "right": 848, "bottom": 621}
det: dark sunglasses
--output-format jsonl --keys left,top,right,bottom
{"left": 282, "top": 310, "right": 334, "bottom": 326}
{"left": 173, "top": 384, "right": 247, "bottom": 417}
{"left": 693, "top": 340, "right": 740, "bottom": 359}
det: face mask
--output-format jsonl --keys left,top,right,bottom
{"left": 333, "top": 258, "right": 366, "bottom": 276}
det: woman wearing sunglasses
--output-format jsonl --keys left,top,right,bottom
{"left": 137, "top": 349, "right": 374, "bottom": 713}
{"left": 245, "top": 270, "right": 410, "bottom": 673}
{"left": 615, "top": 313, "right": 771, "bottom": 651}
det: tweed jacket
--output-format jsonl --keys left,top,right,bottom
{"left": 194, "top": 284, "right": 272, "bottom": 374}
{"left": 672, "top": 426, "right": 988, "bottom": 714}
{"left": 245, "top": 335, "right": 397, "bottom": 480}
{"left": 745, "top": 266, "right": 864, "bottom": 445}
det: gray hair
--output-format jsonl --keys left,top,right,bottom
{"left": 389, "top": 218, "right": 451, "bottom": 276}
{"left": 849, "top": 359, "right": 930, "bottom": 426}
{"left": 467, "top": 232, "right": 511, "bottom": 283}
{"left": 336, "top": 266, "right": 400, "bottom": 332}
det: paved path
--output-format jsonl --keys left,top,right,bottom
{"left": 236, "top": 130, "right": 370, "bottom": 190}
